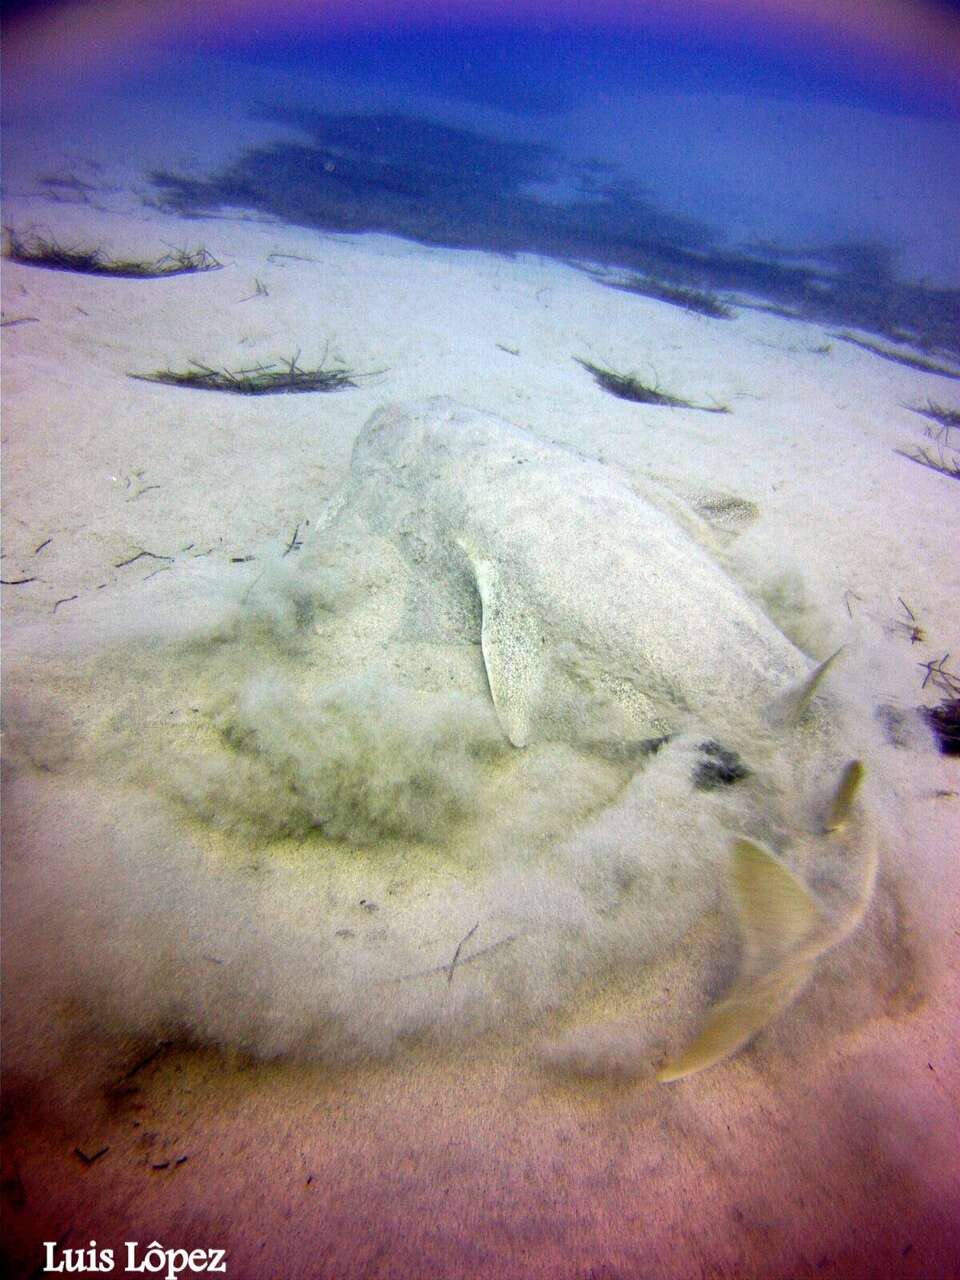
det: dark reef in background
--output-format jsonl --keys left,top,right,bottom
{"left": 151, "top": 108, "right": 960, "bottom": 359}
{"left": 153, "top": 105, "right": 708, "bottom": 256}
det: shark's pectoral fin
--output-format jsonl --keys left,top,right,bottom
{"left": 460, "top": 545, "right": 545, "bottom": 748}
{"left": 658, "top": 837, "right": 821, "bottom": 1083}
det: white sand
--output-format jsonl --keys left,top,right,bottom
{"left": 3, "top": 70, "right": 960, "bottom": 1280}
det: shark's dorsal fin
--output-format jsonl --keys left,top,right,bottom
{"left": 658, "top": 837, "right": 821, "bottom": 1082}
{"left": 770, "top": 648, "right": 844, "bottom": 727}
{"left": 461, "top": 545, "right": 544, "bottom": 749}
{"left": 824, "top": 759, "right": 865, "bottom": 834}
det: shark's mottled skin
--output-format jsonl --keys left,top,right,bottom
{"left": 345, "top": 399, "right": 812, "bottom": 744}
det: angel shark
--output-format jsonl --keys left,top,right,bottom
{"left": 330, "top": 397, "right": 877, "bottom": 1080}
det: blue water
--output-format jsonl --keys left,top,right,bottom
{"left": 5, "top": 6, "right": 960, "bottom": 347}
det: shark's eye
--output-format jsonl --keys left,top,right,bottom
{"left": 693, "top": 741, "right": 750, "bottom": 790}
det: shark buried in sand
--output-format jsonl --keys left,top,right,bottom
{"left": 329, "top": 397, "right": 878, "bottom": 1080}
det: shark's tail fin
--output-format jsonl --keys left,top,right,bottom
{"left": 658, "top": 838, "right": 820, "bottom": 1082}
{"left": 658, "top": 761, "right": 871, "bottom": 1082}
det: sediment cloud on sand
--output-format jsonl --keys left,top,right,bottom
{"left": 3, "top": 400, "right": 921, "bottom": 1096}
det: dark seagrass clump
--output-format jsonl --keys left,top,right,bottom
{"left": 129, "top": 352, "right": 360, "bottom": 395}
{"left": 921, "top": 699, "right": 960, "bottom": 755}
{"left": 894, "top": 442, "right": 960, "bottom": 482}
{"left": 834, "top": 332, "right": 960, "bottom": 380}
{"left": 594, "top": 271, "right": 734, "bottom": 319}
{"left": 574, "top": 357, "right": 729, "bottom": 413}
{"left": 4, "top": 228, "right": 222, "bottom": 278}
{"left": 908, "top": 400, "right": 960, "bottom": 431}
